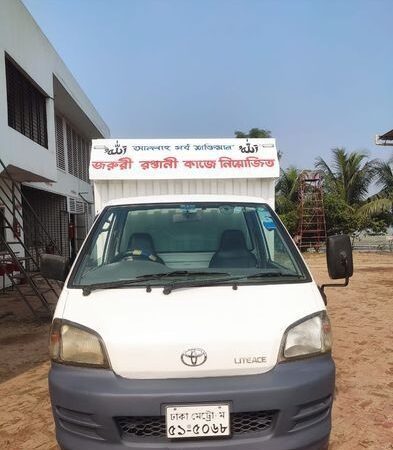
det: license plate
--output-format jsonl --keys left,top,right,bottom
{"left": 166, "top": 404, "right": 230, "bottom": 439}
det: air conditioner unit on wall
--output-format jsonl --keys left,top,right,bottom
{"left": 67, "top": 197, "right": 85, "bottom": 215}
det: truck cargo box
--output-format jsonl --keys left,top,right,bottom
{"left": 90, "top": 138, "right": 279, "bottom": 212}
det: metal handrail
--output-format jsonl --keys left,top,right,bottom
{"left": 0, "top": 158, "right": 60, "bottom": 254}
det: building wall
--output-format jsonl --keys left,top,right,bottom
{"left": 26, "top": 112, "right": 96, "bottom": 207}
{"left": 0, "top": 0, "right": 109, "bottom": 289}
{"left": 0, "top": 0, "right": 109, "bottom": 192}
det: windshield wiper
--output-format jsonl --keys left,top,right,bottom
{"left": 137, "top": 270, "right": 229, "bottom": 279}
{"left": 80, "top": 278, "right": 149, "bottom": 296}
{"left": 161, "top": 271, "right": 303, "bottom": 295}
{"left": 80, "top": 271, "right": 230, "bottom": 296}
{"left": 247, "top": 271, "right": 303, "bottom": 279}
{"left": 162, "top": 274, "right": 247, "bottom": 295}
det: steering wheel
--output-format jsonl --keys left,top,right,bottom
{"left": 122, "top": 249, "right": 163, "bottom": 263}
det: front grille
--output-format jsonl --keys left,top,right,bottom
{"left": 117, "top": 416, "right": 166, "bottom": 439}
{"left": 116, "top": 410, "right": 276, "bottom": 441}
{"left": 232, "top": 410, "right": 275, "bottom": 434}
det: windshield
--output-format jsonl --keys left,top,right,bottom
{"left": 70, "top": 202, "right": 310, "bottom": 288}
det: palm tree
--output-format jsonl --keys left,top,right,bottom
{"left": 275, "top": 167, "right": 300, "bottom": 235}
{"left": 359, "top": 157, "right": 393, "bottom": 216}
{"left": 315, "top": 148, "right": 377, "bottom": 206}
{"left": 276, "top": 167, "right": 300, "bottom": 208}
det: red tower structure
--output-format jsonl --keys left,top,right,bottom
{"left": 296, "top": 170, "right": 327, "bottom": 250}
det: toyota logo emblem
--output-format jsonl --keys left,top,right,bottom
{"left": 181, "top": 348, "right": 207, "bottom": 367}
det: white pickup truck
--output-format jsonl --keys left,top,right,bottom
{"left": 42, "top": 138, "right": 353, "bottom": 450}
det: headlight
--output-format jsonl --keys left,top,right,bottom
{"left": 50, "top": 319, "right": 110, "bottom": 368}
{"left": 279, "top": 312, "right": 332, "bottom": 361}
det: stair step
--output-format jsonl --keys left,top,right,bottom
{"left": 30, "top": 272, "right": 44, "bottom": 278}
{"left": 17, "top": 291, "right": 54, "bottom": 303}
{"left": 38, "top": 288, "right": 55, "bottom": 294}
{"left": 22, "top": 293, "right": 53, "bottom": 301}
{"left": 8, "top": 273, "right": 25, "bottom": 279}
{"left": 300, "top": 229, "right": 326, "bottom": 233}
{"left": 1, "top": 157, "right": 59, "bottom": 320}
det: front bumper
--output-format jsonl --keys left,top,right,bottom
{"left": 49, "top": 355, "right": 334, "bottom": 450}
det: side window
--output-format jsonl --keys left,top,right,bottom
{"left": 257, "top": 208, "right": 299, "bottom": 273}
{"left": 87, "top": 212, "right": 115, "bottom": 268}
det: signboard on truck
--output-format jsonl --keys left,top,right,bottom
{"left": 90, "top": 138, "right": 279, "bottom": 180}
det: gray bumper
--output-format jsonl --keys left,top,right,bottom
{"left": 49, "top": 355, "right": 334, "bottom": 450}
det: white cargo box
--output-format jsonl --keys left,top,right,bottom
{"left": 89, "top": 138, "right": 280, "bottom": 212}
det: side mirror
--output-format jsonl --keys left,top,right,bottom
{"left": 320, "top": 234, "right": 353, "bottom": 299}
{"left": 40, "top": 254, "right": 70, "bottom": 282}
{"left": 326, "top": 234, "right": 353, "bottom": 279}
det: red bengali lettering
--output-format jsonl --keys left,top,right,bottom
{"left": 218, "top": 157, "right": 233, "bottom": 168}
{"left": 263, "top": 159, "right": 275, "bottom": 167}
{"left": 118, "top": 157, "right": 133, "bottom": 170}
{"left": 91, "top": 161, "right": 106, "bottom": 169}
{"left": 162, "top": 157, "right": 178, "bottom": 169}
{"left": 183, "top": 160, "right": 216, "bottom": 169}
{"left": 140, "top": 160, "right": 151, "bottom": 170}
{"left": 183, "top": 160, "right": 196, "bottom": 169}
{"left": 139, "top": 157, "right": 178, "bottom": 170}
{"left": 106, "top": 161, "right": 119, "bottom": 170}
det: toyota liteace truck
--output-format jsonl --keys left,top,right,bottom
{"left": 42, "top": 138, "right": 353, "bottom": 450}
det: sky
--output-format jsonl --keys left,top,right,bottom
{"left": 22, "top": 0, "right": 393, "bottom": 169}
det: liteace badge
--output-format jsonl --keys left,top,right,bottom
{"left": 234, "top": 356, "right": 267, "bottom": 364}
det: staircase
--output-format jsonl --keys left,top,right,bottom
{"left": 297, "top": 170, "right": 327, "bottom": 250}
{"left": 0, "top": 158, "right": 60, "bottom": 319}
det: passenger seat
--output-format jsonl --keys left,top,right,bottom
{"left": 209, "top": 229, "right": 257, "bottom": 268}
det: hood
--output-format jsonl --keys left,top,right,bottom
{"left": 61, "top": 282, "right": 324, "bottom": 379}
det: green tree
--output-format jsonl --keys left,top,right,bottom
{"left": 234, "top": 128, "right": 271, "bottom": 139}
{"left": 359, "top": 157, "right": 393, "bottom": 216}
{"left": 315, "top": 148, "right": 393, "bottom": 234}
{"left": 275, "top": 167, "right": 300, "bottom": 235}
{"left": 315, "top": 148, "right": 377, "bottom": 206}
{"left": 323, "top": 195, "right": 360, "bottom": 235}
{"left": 276, "top": 167, "right": 300, "bottom": 204}
{"left": 234, "top": 128, "right": 283, "bottom": 159}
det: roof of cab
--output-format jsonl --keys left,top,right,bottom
{"left": 103, "top": 194, "right": 271, "bottom": 208}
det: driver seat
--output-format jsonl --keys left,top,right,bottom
{"left": 128, "top": 233, "right": 164, "bottom": 264}
{"left": 209, "top": 229, "right": 257, "bottom": 268}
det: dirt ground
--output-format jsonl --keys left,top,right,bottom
{"left": 0, "top": 252, "right": 392, "bottom": 450}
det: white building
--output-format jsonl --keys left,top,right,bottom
{"left": 0, "top": 0, "right": 109, "bottom": 271}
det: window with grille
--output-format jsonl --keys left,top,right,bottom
{"left": 55, "top": 115, "right": 66, "bottom": 170}
{"left": 65, "top": 122, "right": 90, "bottom": 182}
{"left": 5, "top": 57, "right": 48, "bottom": 148}
{"left": 84, "top": 141, "right": 91, "bottom": 182}
{"left": 66, "top": 124, "right": 74, "bottom": 176}
{"left": 71, "top": 127, "right": 78, "bottom": 177}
